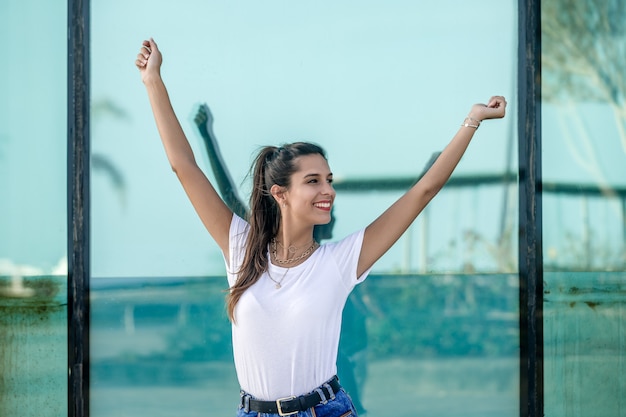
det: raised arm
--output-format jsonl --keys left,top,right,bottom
{"left": 135, "top": 38, "right": 232, "bottom": 255}
{"left": 194, "top": 103, "right": 249, "bottom": 220}
{"left": 357, "top": 96, "right": 507, "bottom": 276}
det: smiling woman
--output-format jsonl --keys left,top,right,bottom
{"left": 135, "top": 34, "right": 506, "bottom": 416}
{"left": 2, "top": 0, "right": 550, "bottom": 416}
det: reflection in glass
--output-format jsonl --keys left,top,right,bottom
{"left": 542, "top": 1, "right": 626, "bottom": 416}
{"left": 91, "top": 274, "right": 519, "bottom": 416}
{"left": 0, "top": 1, "right": 67, "bottom": 416}
{"left": 91, "top": 1, "right": 518, "bottom": 416}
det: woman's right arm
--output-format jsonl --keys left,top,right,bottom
{"left": 135, "top": 38, "right": 232, "bottom": 255}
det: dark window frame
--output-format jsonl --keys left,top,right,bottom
{"left": 517, "top": 1, "right": 543, "bottom": 416}
{"left": 67, "top": 1, "right": 90, "bottom": 416}
{"left": 67, "top": 1, "right": 543, "bottom": 416}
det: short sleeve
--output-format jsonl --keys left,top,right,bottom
{"left": 325, "top": 229, "right": 371, "bottom": 290}
{"left": 226, "top": 214, "right": 250, "bottom": 287}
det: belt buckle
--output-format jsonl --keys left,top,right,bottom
{"left": 276, "top": 396, "right": 297, "bottom": 416}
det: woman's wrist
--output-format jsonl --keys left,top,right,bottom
{"left": 142, "top": 72, "right": 162, "bottom": 86}
{"left": 461, "top": 115, "right": 481, "bottom": 129}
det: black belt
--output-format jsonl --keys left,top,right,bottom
{"left": 241, "top": 375, "right": 341, "bottom": 416}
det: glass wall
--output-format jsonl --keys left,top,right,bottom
{"left": 542, "top": 0, "right": 626, "bottom": 416}
{"left": 0, "top": 1, "right": 68, "bottom": 416}
{"left": 90, "top": 1, "right": 518, "bottom": 416}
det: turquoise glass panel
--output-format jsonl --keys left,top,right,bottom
{"left": 91, "top": 1, "right": 519, "bottom": 416}
{"left": 544, "top": 272, "right": 626, "bottom": 417}
{"left": 0, "top": 1, "right": 68, "bottom": 416}
{"left": 91, "top": 274, "right": 518, "bottom": 416}
{"left": 542, "top": 1, "right": 626, "bottom": 416}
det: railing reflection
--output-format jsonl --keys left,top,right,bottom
{"left": 334, "top": 173, "right": 626, "bottom": 272}
{"left": 90, "top": 273, "right": 519, "bottom": 417}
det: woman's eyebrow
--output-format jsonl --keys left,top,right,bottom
{"left": 303, "top": 172, "right": 333, "bottom": 178}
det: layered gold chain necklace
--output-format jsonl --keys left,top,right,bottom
{"left": 267, "top": 238, "right": 318, "bottom": 289}
{"left": 271, "top": 238, "right": 319, "bottom": 265}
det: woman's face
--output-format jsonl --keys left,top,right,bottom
{"left": 282, "top": 153, "right": 335, "bottom": 227}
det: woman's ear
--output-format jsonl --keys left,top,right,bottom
{"left": 270, "top": 184, "right": 287, "bottom": 207}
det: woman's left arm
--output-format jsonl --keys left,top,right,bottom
{"left": 357, "top": 96, "right": 507, "bottom": 277}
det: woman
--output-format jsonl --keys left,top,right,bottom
{"left": 193, "top": 102, "right": 367, "bottom": 413}
{"left": 135, "top": 37, "right": 506, "bottom": 417}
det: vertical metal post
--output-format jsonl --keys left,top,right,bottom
{"left": 68, "top": 0, "right": 90, "bottom": 416}
{"left": 518, "top": 0, "right": 543, "bottom": 416}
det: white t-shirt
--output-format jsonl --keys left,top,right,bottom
{"left": 226, "top": 214, "right": 370, "bottom": 401}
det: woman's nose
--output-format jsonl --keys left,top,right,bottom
{"left": 323, "top": 181, "right": 335, "bottom": 196}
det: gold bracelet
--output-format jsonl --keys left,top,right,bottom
{"left": 461, "top": 116, "right": 480, "bottom": 129}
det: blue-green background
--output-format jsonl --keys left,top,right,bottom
{"left": 1, "top": 1, "right": 625, "bottom": 416}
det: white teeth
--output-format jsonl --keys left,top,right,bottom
{"left": 314, "top": 202, "right": 331, "bottom": 208}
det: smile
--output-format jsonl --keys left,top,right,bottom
{"left": 314, "top": 201, "right": 332, "bottom": 210}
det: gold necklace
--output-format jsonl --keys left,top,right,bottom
{"left": 271, "top": 238, "right": 318, "bottom": 265}
{"left": 267, "top": 267, "right": 290, "bottom": 289}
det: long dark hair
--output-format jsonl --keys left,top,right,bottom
{"left": 227, "top": 142, "right": 327, "bottom": 321}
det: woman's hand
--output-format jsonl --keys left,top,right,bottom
{"left": 469, "top": 96, "right": 507, "bottom": 121}
{"left": 135, "top": 38, "right": 162, "bottom": 83}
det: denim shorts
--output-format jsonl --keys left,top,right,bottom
{"left": 236, "top": 388, "right": 358, "bottom": 417}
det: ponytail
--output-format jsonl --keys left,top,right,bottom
{"left": 226, "top": 142, "right": 326, "bottom": 322}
